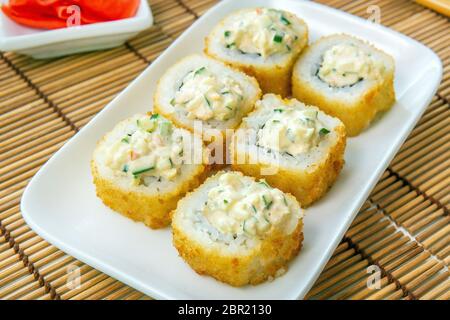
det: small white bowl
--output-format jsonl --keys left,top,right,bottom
{"left": 0, "top": 0, "right": 153, "bottom": 59}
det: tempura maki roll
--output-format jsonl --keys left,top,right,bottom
{"left": 205, "top": 8, "right": 308, "bottom": 96}
{"left": 231, "top": 94, "right": 346, "bottom": 207}
{"left": 154, "top": 54, "right": 261, "bottom": 133}
{"left": 154, "top": 54, "right": 261, "bottom": 163}
{"left": 92, "top": 113, "right": 208, "bottom": 229}
{"left": 292, "top": 34, "right": 395, "bottom": 136}
{"left": 172, "top": 171, "right": 303, "bottom": 286}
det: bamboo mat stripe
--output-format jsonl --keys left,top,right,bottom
{"left": 0, "top": 0, "right": 448, "bottom": 300}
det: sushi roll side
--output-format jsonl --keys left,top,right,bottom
{"left": 172, "top": 171, "right": 303, "bottom": 286}
{"left": 205, "top": 8, "right": 308, "bottom": 96}
{"left": 92, "top": 113, "right": 209, "bottom": 229}
{"left": 292, "top": 34, "right": 395, "bottom": 136}
{"left": 231, "top": 94, "right": 346, "bottom": 207}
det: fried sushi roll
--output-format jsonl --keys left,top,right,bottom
{"left": 154, "top": 54, "right": 261, "bottom": 135}
{"left": 154, "top": 54, "right": 261, "bottom": 163}
{"left": 230, "top": 94, "right": 346, "bottom": 207}
{"left": 92, "top": 113, "right": 208, "bottom": 229}
{"left": 292, "top": 34, "right": 395, "bottom": 136}
{"left": 172, "top": 171, "right": 303, "bottom": 286}
{"left": 205, "top": 8, "right": 308, "bottom": 96}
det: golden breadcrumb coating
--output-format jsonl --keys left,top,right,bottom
{"left": 172, "top": 215, "right": 303, "bottom": 286}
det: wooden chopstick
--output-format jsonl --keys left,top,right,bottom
{"left": 415, "top": 0, "right": 450, "bottom": 17}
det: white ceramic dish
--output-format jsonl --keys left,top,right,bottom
{"left": 21, "top": 0, "right": 442, "bottom": 299}
{"left": 0, "top": 0, "right": 152, "bottom": 59}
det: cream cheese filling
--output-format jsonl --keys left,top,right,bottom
{"left": 257, "top": 107, "right": 328, "bottom": 155}
{"left": 222, "top": 8, "right": 298, "bottom": 58}
{"left": 103, "top": 114, "right": 184, "bottom": 185}
{"left": 172, "top": 66, "right": 243, "bottom": 121}
{"left": 202, "top": 172, "right": 299, "bottom": 237}
{"left": 318, "top": 43, "right": 384, "bottom": 87}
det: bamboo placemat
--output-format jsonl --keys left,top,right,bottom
{"left": 0, "top": 0, "right": 448, "bottom": 300}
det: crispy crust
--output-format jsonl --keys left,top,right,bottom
{"left": 204, "top": 39, "right": 306, "bottom": 97}
{"left": 91, "top": 161, "right": 209, "bottom": 229}
{"left": 172, "top": 218, "right": 303, "bottom": 286}
{"left": 204, "top": 53, "right": 294, "bottom": 97}
{"left": 292, "top": 44, "right": 396, "bottom": 136}
{"left": 231, "top": 123, "right": 346, "bottom": 207}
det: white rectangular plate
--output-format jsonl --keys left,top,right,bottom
{"left": 21, "top": 0, "right": 442, "bottom": 299}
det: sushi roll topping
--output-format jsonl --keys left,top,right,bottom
{"left": 222, "top": 8, "right": 298, "bottom": 58}
{"left": 172, "top": 67, "right": 243, "bottom": 121}
{"left": 202, "top": 172, "right": 300, "bottom": 238}
{"left": 317, "top": 43, "right": 385, "bottom": 87}
{"left": 104, "top": 114, "right": 186, "bottom": 185}
{"left": 256, "top": 105, "right": 328, "bottom": 155}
